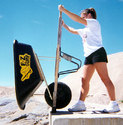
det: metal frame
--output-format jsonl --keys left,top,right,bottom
{"left": 52, "top": 11, "right": 62, "bottom": 113}
{"left": 52, "top": 11, "right": 82, "bottom": 113}
{"left": 59, "top": 51, "right": 82, "bottom": 76}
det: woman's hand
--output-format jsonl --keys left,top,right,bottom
{"left": 62, "top": 20, "right": 67, "bottom": 28}
{"left": 58, "top": 5, "right": 64, "bottom": 12}
{"left": 62, "top": 20, "right": 65, "bottom": 27}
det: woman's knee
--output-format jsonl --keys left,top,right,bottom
{"left": 102, "top": 77, "right": 114, "bottom": 88}
{"left": 100, "top": 76, "right": 109, "bottom": 84}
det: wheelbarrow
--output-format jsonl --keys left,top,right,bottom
{"left": 13, "top": 11, "right": 82, "bottom": 113}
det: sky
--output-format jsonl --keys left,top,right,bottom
{"left": 0, "top": 0, "right": 123, "bottom": 87}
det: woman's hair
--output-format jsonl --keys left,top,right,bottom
{"left": 82, "top": 8, "right": 97, "bottom": 19}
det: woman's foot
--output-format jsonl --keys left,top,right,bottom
{"left": 68, "top": 100, "right": 86, "bottom": 112}
{"left": 103, "top": 101, "right": 120, "bottom": 113}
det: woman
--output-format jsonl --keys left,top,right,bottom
{"left": 58, "top": 5, "right": 120, "bottom": 112}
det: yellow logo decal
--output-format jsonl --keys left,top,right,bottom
{"left": 19, "top": 53, "right": 33, "bottom": 82}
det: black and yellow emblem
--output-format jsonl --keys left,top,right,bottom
{"left": 14, "top": 40, "right": 42, "bottom": 110}
{"left": 19, "top": 53, "right": 33, "bottom": 81}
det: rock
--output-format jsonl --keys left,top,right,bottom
{"left": 0, "top": 87, "right": 50, "bottom": 125}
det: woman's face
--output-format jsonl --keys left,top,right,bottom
{"left": 81, "top": 13, "right": 87, "bottom": 19}
{"left": 81, "top": 12, "right": 92, "bottom": 19}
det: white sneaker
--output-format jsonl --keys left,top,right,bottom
{"left": 68, "top": 100, "right": 86, "bottom": 112}
{"left": 103, "top": 101, "right": 120, "bottom": 113}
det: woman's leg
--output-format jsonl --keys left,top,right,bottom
{"left": 68, "top": 64, "right": 95, "bottom": 112}
{"left": 94, "top": 62, "right": 115, "bottom": 101}
{"left": 80, "top": 64, "right": 95, "bottom": 101}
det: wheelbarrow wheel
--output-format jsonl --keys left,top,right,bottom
{"left": 44, "top": 82, "right": 72, "bottom": 109}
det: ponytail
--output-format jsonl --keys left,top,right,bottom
{"left": 89, "top": 8, "right": 97, "bottom": 19}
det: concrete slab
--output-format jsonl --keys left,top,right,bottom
{"left": 50, "top": 110, "right": 123, "bottom": 125}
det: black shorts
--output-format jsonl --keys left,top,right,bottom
{"left": 84, "top": 47, "right": 108, "bottom": 65}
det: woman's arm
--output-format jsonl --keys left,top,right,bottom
{"left": 58, "top": 5, "right": 87, "bottom": 26}
{"left": 62, "top": 20, "right": 78, "bottom": 34}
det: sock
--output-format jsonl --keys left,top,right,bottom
{"left": 78, "top": 100, "right": 84, "bottom": 104}
{"left": 110, "top": 101, "right": 117, "bottom": 105}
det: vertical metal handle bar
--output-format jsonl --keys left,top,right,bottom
{"left": 52, "top": 11, "right": 62, "bottom": 113}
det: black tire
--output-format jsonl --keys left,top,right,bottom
{"left": 44, "top": 82, "right": 72, "bottom": 109}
